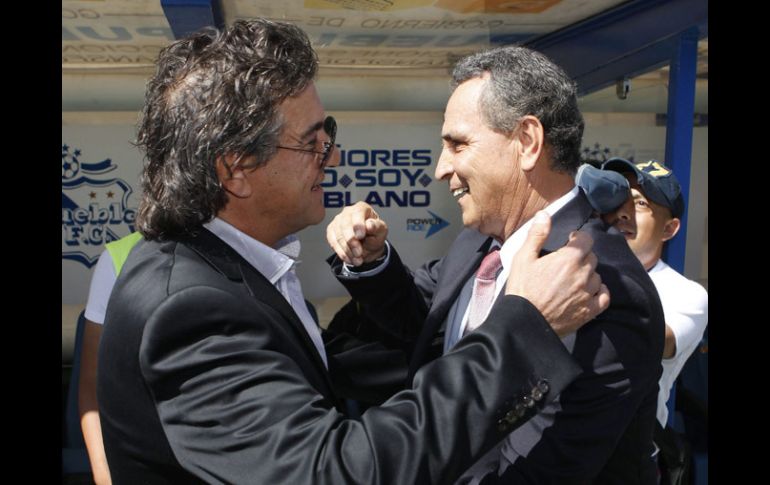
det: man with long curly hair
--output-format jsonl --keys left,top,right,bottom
{"left": 97, "top": 20, "right": 607, "bottom": 484}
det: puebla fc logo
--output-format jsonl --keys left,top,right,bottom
{"left": 61, "top": 144, "right": 137, "bottom": 268}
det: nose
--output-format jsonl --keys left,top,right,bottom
{"left": 616, "top": 197, "right": 634, "bottom": 220}
{"left": 325, "top": 144, "right": 341, "bottom": 168}
{"left": 435, "top": 148, "right": 453, "bottom": 181}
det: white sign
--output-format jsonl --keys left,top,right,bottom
{"left": 62, "top": 112, "right": 708, "bottom": 304}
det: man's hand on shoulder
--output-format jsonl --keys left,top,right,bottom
{"left": 505, "top": 210, "right": 611, "bottom": 337}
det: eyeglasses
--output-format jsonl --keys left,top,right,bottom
{"left": 276, "top": 116, "right": 337, "bottom": 167}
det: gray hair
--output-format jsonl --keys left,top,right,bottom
{"left": 451, "top": 46, "right": 584, "bottom": 174}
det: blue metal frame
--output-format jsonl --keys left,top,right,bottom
{"left": 157, "top": 0, "right": 705, "bottom": 276}
{"left": 526, "top": 0, "right": 707, "bottom": 96}
{"left": 661, "top": 28, "right": 698, "bottom": 275}
{"left": 526, "top": 0, "right": 705, "bottom": 277}
{"left": 161, "top": 0, "right": 224, "bottom": 40}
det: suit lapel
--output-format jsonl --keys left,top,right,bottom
{"left": 429, "top": 229, "right": 492, "bottom": 324}
{"left": 184, "top": 229, "right": 337, "bottom": 399}
{"left": 408, "top": 230, "right": 491, "bottom": 378}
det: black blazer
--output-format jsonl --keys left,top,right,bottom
{"left": 333, "top": 191, "right": 665, "bottom": 484}
{"left": 97, "top": 228, "right": 582, "bottom": 484}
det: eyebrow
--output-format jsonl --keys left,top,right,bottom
{"left": 442, "top": 132, "right": 464, "bottom": 142}
{"left": 297, "top": 119, "right": 325, "bottom": 142}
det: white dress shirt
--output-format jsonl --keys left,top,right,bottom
{"left": 444, "top": 187, "right": 579, "bottom": 352}
{"left": 203, "top": 217, "right": 328, "bottom": 368}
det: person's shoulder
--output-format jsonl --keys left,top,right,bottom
{"left": 91, "top": 247, "right": 116, "bottom": 282}
{"left": 164, "top": 237, "right": 246, "bottom": 295}
{"left": 581, "top": 218, "right": 662, "bottom": 317}
{"left": 651, "top": 262, "right": 708, "bottom": 308}
{"left": 136, "top": 240, "right": 261, "bottom": 329}
{"left": 118, "top": 237, "right": 232, "bottom": 303}
{"left": 576, "top": 220, "right": 665, "bottom": 364}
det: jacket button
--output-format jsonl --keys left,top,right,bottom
{"left": 537, "top": 379, "right": 550, "bottom": 394}
{"left": 497, "top": 419, "right": 507, "bottom": 432}
{"left": 514, "top": 403, "right": 526, "bottom": 417}
{"left": 531, "top": 387, "right": 543, "bottom": 401}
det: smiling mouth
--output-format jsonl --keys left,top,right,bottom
{"left": 312, "top": 176, "right": 325, "bottom": 191}
{"left": 452, "top": 187, "right": 469, "bottom": 199}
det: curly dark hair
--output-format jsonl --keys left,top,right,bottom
{"left": 451, "top": 46, "right": 584, "bottom": 175}
{"left": 135, "top": 19, "right": 318, "bottom": 240}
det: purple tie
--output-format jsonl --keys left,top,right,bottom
{"left": 465, "top": 247, "right": 503, "bottom": 335}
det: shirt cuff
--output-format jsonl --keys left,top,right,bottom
{"left": 340, "top": 240, "right": 391, "bottom": 279}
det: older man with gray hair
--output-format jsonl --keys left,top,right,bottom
{"left": 328, "top": 45, "right": 665, "bottom": 484}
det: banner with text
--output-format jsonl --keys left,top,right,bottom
{"left": 63, "top": 113, "right": 707, "bottom": 304}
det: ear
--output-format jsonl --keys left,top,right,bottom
{"left": 661, "top": 217, "right": 681, "bottom": 242}
{"left": 215, "top": 153, "right": 252, "bottom": 199}
{"left": 514, "top": 115, "right": 545, "bottom": 172}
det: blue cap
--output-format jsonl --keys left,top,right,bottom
{"left": 601, "top": 158, "right": 684, "bottom": 219}
{"left": 575, "top": 163, "right": 630, "bottom": 214}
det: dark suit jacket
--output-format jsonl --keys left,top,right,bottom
{"left": 333, "top": 191, "right": 665, "bottom": 484}
{"left": 97, "top": 227, "right": 582, "bottom": 485}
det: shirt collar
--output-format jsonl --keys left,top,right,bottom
{"left": 648, "top": 258, "right": 665, "bottom": 274}
{"left": 498, "top": 186, "right": 579, "bottom": 273}
{"left": 203, "top": 217, "right": 300, "bottom": 285}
